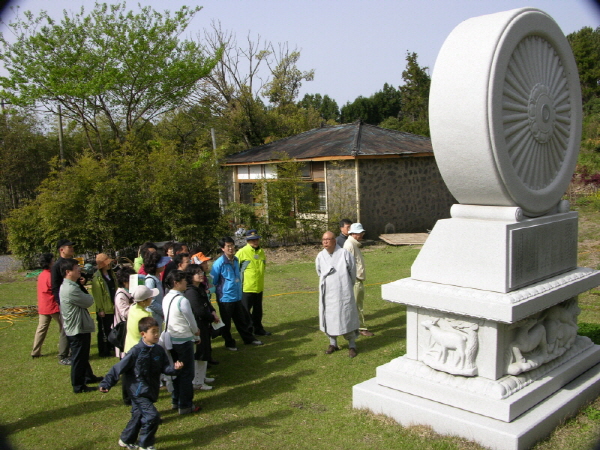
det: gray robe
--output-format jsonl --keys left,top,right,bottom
{"left": 316, "top": 246, "right": 358, "bottom": 336}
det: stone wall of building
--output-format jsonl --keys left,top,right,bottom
{"left": 357, "top": 157, "right": 455, "bottom": 236}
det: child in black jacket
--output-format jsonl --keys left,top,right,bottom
{"left": 100, "top": 317, "right": 182, "bottom": 450}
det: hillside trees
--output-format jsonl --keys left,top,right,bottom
{"left": 567, "top": 27, "right": 600, "bottom": 107}
{"left": 0, "top": 3, "right": 226, "bottom": 261}
{"left": 340, "top": 83, "right": 402, "bottom": 125}
{"left": 1, "top": 6, "right": 324, "bottom": 261}
{"left": 567, "top": 26, "right": 600, "bottom": 172}
{"left": 5, "top": 142, "right": 224, "bottom": 263}
{"left": 0, "top": 2, "right": 221, "bottom": 154}
{"left": 0, "top": 108, "right": 54, "bottom": 252}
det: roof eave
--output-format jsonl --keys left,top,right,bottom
{"left": 223, "top": 152, "right": 433, "bottom": 166}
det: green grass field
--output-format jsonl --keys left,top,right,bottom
{"left": 1, "top": 229, "right": 600, "bottom": 449}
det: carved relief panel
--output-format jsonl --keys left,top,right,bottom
{"left": 411, "top": 309, "right": 485, "bottom": 377}
{"left": 410, "top": 298, "right": 581, "bottom": 380}
{"left": 503, "top": 297, "right": 580, "bottom": 375}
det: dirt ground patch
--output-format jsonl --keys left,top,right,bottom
{"left": 264, "top": 240, "right": 388, "bottom": 265}
{"left": 264, "top": 244, "right": 322, "bottom": 265}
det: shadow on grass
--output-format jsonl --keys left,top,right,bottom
{"left": 352, "top": 307, "right": 406, "bottom": 357}
{"left": 161, "top": 409, "right": 295, "bottom": 449}
{"left": 203, "top": 317, "right": 318, "bottom": 390}
{"left": 5, "top": 398, "right": 117, "bottom": 434}
{"left": 161, "top": 369, "right": 315, "bottom": 423}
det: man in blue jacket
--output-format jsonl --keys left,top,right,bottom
{"left": 211, "top": 236, "right": 263, "bottom": 351}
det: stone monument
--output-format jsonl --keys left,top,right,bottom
{"left": 353, "top": 8, "right": 600, "bottom": 450}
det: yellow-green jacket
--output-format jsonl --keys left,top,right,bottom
{"left": 236, "top": 244, "right": 266, "bottom": 293}
{"left": 91, "top": 269, "right": 116, "bottom": 314}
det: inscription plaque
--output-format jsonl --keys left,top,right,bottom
{"left": 510, "top": 218, "right": 577, "bottom": 289}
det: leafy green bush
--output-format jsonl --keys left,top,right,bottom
{"left": 4, "top": 140, "right": 223, "bottom": 262}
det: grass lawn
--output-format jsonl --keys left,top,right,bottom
{"left": 2, "top": 215, "right": 600, "bottom": 449}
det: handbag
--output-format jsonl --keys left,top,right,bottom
{"left": 107, "top": 320, "right": 127, "bottom": 352}
{"left": 159, "top": 294, "right": 181, "bottom": 352}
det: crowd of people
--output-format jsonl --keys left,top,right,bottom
{"left": 31, "top": 220, "right": 369, "bottom": 450}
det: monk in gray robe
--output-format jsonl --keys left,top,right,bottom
{"left": 316, "top": 231, "right": 359, "bottom": 358}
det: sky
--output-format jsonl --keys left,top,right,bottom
{"left": 1, "top": 0, "right": 599, "bottom": 107}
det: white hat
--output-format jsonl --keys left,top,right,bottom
{"left": 132, "top": 285, "right": 159, "bottom": 303}
{"left": 349, "top": 223, "right": 366, "bottom": 234}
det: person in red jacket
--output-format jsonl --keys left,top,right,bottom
{"left": 31, "top": 253, "right": 70, "bottom": 362}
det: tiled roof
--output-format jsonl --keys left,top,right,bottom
{"left": 225, "top": 121, "right": 432, "bottom": 164}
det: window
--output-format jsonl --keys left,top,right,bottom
{"left": 237, "top": 165, "right": 269, "bottom": 180}
{"left": 316, "top": 182, "right": 326, "bottom": 211}
{"left": 301, "top": 163, "right": 311, "bottom": 179}
{"left": 312, "top": 162, "right": 325, "bottom": 179}
{"left": 239, "top": 183, "right": 255, "bottom": 205}
{"left": 298, "top": 182, "right": 326, "bottom": 213}
{"left": 249, "top": 165, "right": 263, "bottom": 179}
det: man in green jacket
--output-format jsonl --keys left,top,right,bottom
{"left": 91, "top": 253, "right": 117, "bottom": 357}
{"left": 236, "top": 230, "right": 270, "bottom": 336}
{"left": 60, "top": 258, "right": 103, "bottom": 393}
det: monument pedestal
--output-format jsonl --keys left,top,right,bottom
{"left": 353, "top": 211, "right": 600, "bottom": 449}
{"left": 354, "top": 364, "right": 600, "bottom": 450}
{"left": 376, "top": 339, "right": 600, "bottom": 422}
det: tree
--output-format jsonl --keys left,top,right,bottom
{"left": 397, "top": 52, "right": 431, "bottom": 136}
{"left": 263, "top": 103, "right": 322, "bottom": 144}
{"left": 152, "top": 104, "right": 217, "bottom": 155}
{"left": 0, "top": 108, "right": 54, "bottom": 252}
{"left": 5, "top": 138, "right": 224, "bottom": 263}
{"left": 340, "top": 83, "right": 401, "bottom": 125}
{"left": 197, "top": 23, "right": 316, "bottom": 149}
{"left": 0, "top": 2, "right": 221, "bottom": 154}
{"left": 263, "top": 47, "right": 314, "bottom": 108}
{"left": 248, "top": 154, "right": 323, "bottom": 244}
{"left": 146, "top": 140, "right": 223, "bottom": 242}
{"left": 340, "top": 96, "right": 378, "bottom": 124}
{"left": 372, "top": 83, "right": 402, "bottom": 121}
{"left": 197, "top": 24, "right": 273, "bottom": 149}
{"left": 298, "top": 93, "right": 340, "bottom": 122}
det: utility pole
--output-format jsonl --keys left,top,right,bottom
{"left": 211, "top": 128, "right": 225, "bottom": 213}
{"left": 58, "top": 104, "right": 65, "bottom": 168}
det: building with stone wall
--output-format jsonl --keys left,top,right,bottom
{"left": 223, "top": 121, "right": 455, "bottom": 237}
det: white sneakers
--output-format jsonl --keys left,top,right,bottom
{"left": 118, "top": 439, "right": 138, "bottom": 449}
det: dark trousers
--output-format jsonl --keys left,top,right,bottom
{"left": 217, "top": 300, "right": 256, "bottom": 347}
{"left": 66, "top": 333, "right": 95, "bottom": 392}
{"left": 97, "top": 314, "right": 115, "bottom": 357}
{"left": 241, "top": 291, "right": 265, "bottom": 334}
{"left": 170, "top": 341, "right": 195, "bottom": 410}
{"left": 194, "top": 322, "right": 213, "bottom": 362}
{"left": 120, "top": 396, "right": 161, "bottom": 448}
